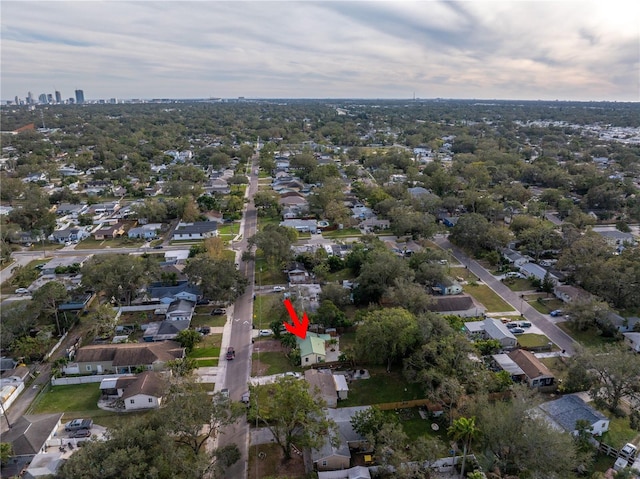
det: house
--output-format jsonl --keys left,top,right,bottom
{"left": 55, "top": 203, "right": 88, "bottom": 218}
{"left": 442, "top": 216, "right": 459, "bottom": 228}
{"left": 317, "top": 467, "right": 371, "bottom": 479}
{"left": 204, "top": 178, "right": 230, "bottom": 195}
{"left": 23, "top": 451, "right": 65, "bottom": 478}
{"left": 359, "top": 217, "right": 390, "bottom": 232}
{"left": 64, "top": 341, "right": 184, "bottom": 375}
{"left": 623, "top": 332, "right": 640, "bottom": 352}
{"left": 128, "top": 223, "right": 161, "bottom": 239}
{"left": 92, "top": 222, "right": 126, "bottom": 240}
{"left": 298, "top": 332, "right": 331, "bottom": 366}
{"left": 312, "top": 406, "right": 369, "bottom": 472}
{"left": 49, "top": 227, "right": 89, "bottom": 244}
{"left": 305, "top": 369, "right": 338, "bottom": 408}
{"left": 508, "top": 349, "right": 555, "bottom": 389}
{"left": 172, "top": 221, "right": 218, "bottom": 240}
{"left": 554, "top": 284, "right": 592, "bottom": 304}
{"left": 2, "top": 413, "right": 63, "bottom": 457}
{"left": 163, "top": 249, "right": 190, "bottom": 265}
{"left": 464, "top": 318, "right": 517, "bottom": 348}
{"left": 0, "top": 357, "right": 18, "bottom": 372}
{"left": 58, "top": 293, "right": 93, "bottom": 312}
{"left": 119, "top": 371, "right": 165, "bottom": 410}
{"left": 429, "top": 294, "right": 486, "bottom": 318}
{"left": 143, "top": 320, "right": 191, "bottom": 342}
{"left": 538, "top": 394, "right": 609, "bottom": 436}
{"left": 284, "top": 262, "right": 311, "bottom": 284}
{"left": 491, "top": 353, "right": 526, "bottom": 382}
{"left": 41, "top": 255, "right": 91, "bottom": 275}
{"left": 607, "top": 313, "right": 640, "bottom": 333}
{"left": 89, "top": 202, "right": 120, "bottom": 215}
{"left": 596, "top": 230, "right": 637, "bottom": 248}
{"left": 165, "top": 299, "right": 195, "bottom": 321}
{"left": 501, "top": 248, "right": 530, "bottom": 267}
{"left": 280, "top": 219, "right": 318, "bottom": 233}
{"left": 279, "top": 195, "right": 309, "bottom": 208}
{"left": 519, "top": 262, "right": 557, "bottom": 284}
{"left": 432, "top": 279, "right": 463, "bottom": 296}
{"left": 149, "top": 282, "right": 200, "bottom": 304}
{"left": 408, "top": 186, "right": 431, "bottom": 197}
{"left": 282, "top": 205, "right": 305, "bottom": 219}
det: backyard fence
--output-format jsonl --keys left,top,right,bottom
{"left": 51, "top": 373, "right": 135, "bottom": 386}
{"left": 43, "top": 332, "right": 69, "bottom": 362}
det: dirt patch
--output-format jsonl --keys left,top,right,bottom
{"left": 248, "top": 443, "right": 306, "bottom": 479}
{"left": 252, "top": 339, "right": 285, "bottom": 353}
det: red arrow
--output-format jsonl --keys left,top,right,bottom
{"left": 283, "top": 299, "right": 309, "bottom": 340}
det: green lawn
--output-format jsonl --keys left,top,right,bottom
{"left": 517, "top": 333, "right": 555, "bottom": 349}
{"left": 539, "top": 356, "right": 569, "bottom": 383}
{"left": 74, "top": 237, "right": 145, "bottom": 250}
{"left": 324, "top": 268, "right": 357, "bottom": 283}
{"left": 217, "top": 223, "right": 240, "bottom": 236}
{"left": 195, "top": 359, "right": 218, "bottom": 367}
{"left": 255, "top": 258, "right": 288, "bottom": 285}
{"left": 600, "top": 413, "right": 637, "bottom": 449}
{"left": 528, "top": 298, "right": 565, "bottom": 315}
{"left": 253, "top": 294, "right": 281, "bottom": 329}
{"left": 252, "top": 351, "right": 301, "bottom": 376}
{"left": 339, "top": 331, "right": 356, "bottom": 351}
{"left": 338, "top": 368, "right": 424, "bottom": 407}
{"left": 557, "top": 322, "right": 621, "bottom": 348}
{"left": 322, "top": 228, "right": 362, "bottom": 239}
{"left": 191, "top": 313, "right": 228, "bottom": 328}
{"left": 464, "top": 283, "right": 515, "bottom": 312}
{"left": 503, "top": 278, "right": 536, "bottom": 292}
{"left": 189, "top": 347, "right": 221, "bottom": 359}
{"left": 384, "top": 408, "right": 448, "bottom": 441}
{"left": 31, "top": 383, "right": 101, "bottom": 414}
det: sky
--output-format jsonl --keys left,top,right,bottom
{"left": 1, "top": 1, "right": 639, "bottom": 102}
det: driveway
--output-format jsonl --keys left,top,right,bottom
{"left": 433, "top": 236, "right": 577, "bottom": 355}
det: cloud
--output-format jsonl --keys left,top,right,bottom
{"left": 1, "top": 1, "right": 638, "bottom": 101}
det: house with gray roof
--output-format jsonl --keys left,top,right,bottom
{"left": 464, "top": 318, "right": 517, "bottom": 348}
{"left": 312, "top": 406, "right": 369, "bottom": 472}
{"left": 128, "top": 223, "right": 162, "bottom": 239}
{"left": 148, "top": 282, "right": 201, "bottom": 304}
{"left": 172, "top": 221, "right": 218, "bottom": 240}
{"left": 280, "top": 219, "right": 317, "bottom": 233}
{"left": 519, "top": 262, "right": 557, "bottom": 284}
{"left": 3, "top": 413, "right": 63, "bottom": 457}
{"left": 165, "top": 299, "right": 195, "bottom": 321}
{"left": 538, "top": 394, "right": 609, "bottom": 436}
{"left": 305, "top": 369, "right": 338, "bottom": 408}
{"left": 596, "top": 230, "right": 637, "bottom": 248}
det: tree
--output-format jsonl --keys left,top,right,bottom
{"left": 175, "top": 329, "right": 203, "bottom": 353}
{"left": 86, "top": 304, "right": 118, "bottom": 340}
{"left": 314, "top": 300, "right": 348, "bottom": 328}
{"left": 0, "top": 443, "right": 12, "bottom": 465}
{"left": 81, "top": 254, "right": 147, "bottom": 305}
{"left": 354, "top": 308, "right": 420, "bottom": 371}
{"left": 581, "top": 345, "right": 640, "bottom": 414}
{"left": 249, "top": 224, "right": 297, "bottom": 267}
{"left": 166, "top": 357, "right": 198, "bottom": 377}
{"left": 164, "top": 380, "right": 244, "bottom": 456}
{"left": 382, "top": 277, "right": 434, "bottom": 315}
{"left": 249, "top": 376, "right": 337, "bottom": 461}
{"left": 449, "top": 213, "right": 490, "bottom": 255}
{"left": 184, "top": 256, "right": 247, "bottom": 304}
{"left": 448, "top": 416, "right": 479, "bottom": 479}
{"left": 350, "top": 406, "right": 389, "bottom": 440}
{"left": 31, "top": 281, "right": 69, "bottom": 335}
{"left": 353, "top": 249, "right": 414, "bottom": 305}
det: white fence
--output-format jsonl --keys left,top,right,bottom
{"left": 51, "top": 373, "right": 134, "bottom": 386}
{"left": 43, "top": 331, "right": 69, "bottom": 361}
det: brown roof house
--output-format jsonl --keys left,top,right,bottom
{"left": 64, "top": 341, "right": 184, "bottom": 375}
{"left": 101, "top": 371, "right": 167, "bottom": 411}
{"left": 92, "top": 222, "right": 126, "bottom": 240}
{"left": 508, "top": 349, "right": 555, "bottom": 389}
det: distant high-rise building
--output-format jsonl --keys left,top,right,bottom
{"left": 47, "top": 93, "right": 54, "bottom": 103}
{"left": 69, "top": 98, "right": 75, "bottom": 104}
{"left": 14, "top": 96, "right": 19, "bottom": 106}
{"left": 55, "top": 91, "right": 62, "bottom": 103}
{"left": 38, "top": 93, "right": 47, "bottom": 104}
{"left": 75, "top": 89, "right": 85, "bottom": 104}
{"left": 27, "top": 92, "right": 34, "bottom": 104}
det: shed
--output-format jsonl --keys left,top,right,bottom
{"left": 333, "top": 374, "right": 349, "bottom": 400}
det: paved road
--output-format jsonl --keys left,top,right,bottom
{"left": 217, "top": 156, "right": 260, "bottom": 479}
{"left": 433, "top": 235, "right": 577, "bottom": 355}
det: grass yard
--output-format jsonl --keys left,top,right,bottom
{"left": 557, "top": 322, "right": 620, "bottom": 348}
{"left": 195, "top": 359, "right": 218, "bottom": 367}
{"left": 190, "top": 347, "right": 221, "bottom": 359}
{"left": 248, "top": 443, "right": 305, "bottom": 479}
{"left": 251, "top": 351, "right": 301, "bottom": 376}
{"left": 503, "top": 278, "right": 536, "bottom": 292}
{"left": 216, "top": 223, "right": 240, "bottom": 236}
{"left": 528, "top": 298, "right": 565, "bottom": 315}
{"left": 322, "top": 228, "right": 362, "bottom": 239}
{"left": 464, "top": 283, "right": 515, "bottom": 312}
{"left": 31, "top": 383, "right": 101, "bottom": 414}
{"left": 74, "top": 237, "right": 145, "bottom": 250}
{"left": 339, "top": 368, "right": 424, "bottom": 408}
{"left": 191, "top": 313, "right": 228, "bottom": 328}
{"left": 384, "top": 408, "right": 448, "bottom": 442}
{"left": 255, "top": 258, "right": 288, "bottom": 285}
{"left": 339, "top": 331, "right": 356, "bottom": 351}
{"left": 600, "top": 413, "right": 638, "bottom": 449}
{"left": 253, "top": 294, "right": 281, "bottom": 329}
{"left": 539, "top": 356, "right": 569, "bottom": 383}
{"left": 517, "top": 333, "right": 555, "bottom": 349}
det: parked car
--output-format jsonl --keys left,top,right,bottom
{"left": 259, "top": 329, "right": 273, "bottom": 337}
{"left": 520, "top": 321, "right": 532, "bottom": 328}
{"left": 272, "top": 286, "right": 286, "bottom": 292}
{"left": 505, "top": 272, "right": 525, "bottom": 279}
{"left": 550, "top": 310, "right": 563, "bottom": 317}
{"left": 211, "top": 308, "right": 227, "bottom": 315}
{"left": 65, "top": 418, "right": 93, "bottom": 431}
{"left": 153, "top": 245, "right": 163, "bottom": 249}
{"left": 620, "top": 443, "right": 638, "bottom": 460}
{"left": 284, "top": 371, "right": 301, "bottom": 378}
{"left": 241, "top": 392, "right": 250, "bottom": 404}
{"left": 15, "top": 288, "right": 30, "bottom": 295}
{"left": 226, "top": 347, "right": 235, "bottom": 360}
{"left": 506, "top": 322, "right": 519, "bottom": 329}
{"left": 221, "top": 388, "right": 229, "bottom": 398}
{"left": 511, "top": 327, "right": 526, "bottom": 334}
{"left": 196, "top": 326, "right": 211, "bottom": 335}
{"left": 70, "top": 429, "right": 92, "bottom": 438}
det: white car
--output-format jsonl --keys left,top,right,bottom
{"left": 15, "top": 288, "right": 30, "bottom": 295}
{"left": 505, "top": 272, "right": 525, "bottom": 279}
{"left": 259, "top": 329, "right": 273, "bottom": 337}
{"left": 272, "top": 286, "right": 286, "bottom": 292}
{"left": 284, "top": 372, "right": 301, "bottom": 378}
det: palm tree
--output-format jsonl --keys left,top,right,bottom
{"left": 448, "top": 416, "right": 479, "bottom": 479}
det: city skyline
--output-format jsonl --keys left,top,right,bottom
{"left": 2, "top": 1, "right": 639, "bottom": 103}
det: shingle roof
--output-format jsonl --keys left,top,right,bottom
{"left": 75, "top": 341, "right": 184, "bottom": 366}
{"left": 539, "top": 394, "right": 608, "bottom": 432}
{"left": 3, "top": 413, "right": 63, "bottom": 455}
{"left": 120, "top": 371, "right": 165, "bottom": 400}
{"left": 508, "top": 349, "right": 554, "bottom": 380}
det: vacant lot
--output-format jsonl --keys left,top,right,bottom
{"left": 464, "top": 283, "right": 515, "bottom": 312}
{"left": 339, "top": 368, "right": 424, "bottom": 408}
{"left": 31, "top": 383, "right": 101, "bottom": 415}
{"left": 248, "top": 443, "right": 305, "bottom": 479}
{"left": 252, "top": 350, "right": 301, "bottom": 377}
{"left": 517, "top": 333, "right": 555, "bottom": 350}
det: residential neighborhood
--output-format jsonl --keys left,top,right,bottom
{"left": 1, "top": 99, "right": 640, "bottom": 479}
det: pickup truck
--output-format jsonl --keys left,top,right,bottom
{"left": 65, "top": 418, "right": 93, "bottom": 431}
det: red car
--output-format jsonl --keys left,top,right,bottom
{"left": 226, "top": 347, "right": 235, "bottom": 360}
